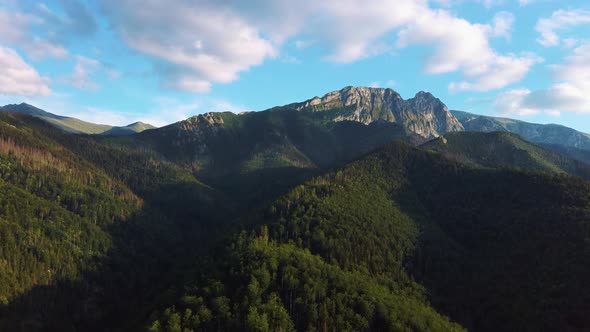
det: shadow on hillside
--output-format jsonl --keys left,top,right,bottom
{"left": 0, "top": 181, "right": 237, "bottom": 331}
{"left": 391, "top": 164, "right": 590, "bottom": 332}
{"left": 0, "top": 162, "right": 326, "bottom": 331}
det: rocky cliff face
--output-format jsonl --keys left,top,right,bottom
{"left": 296, "top": 86, "right": 464, "bottom": 139}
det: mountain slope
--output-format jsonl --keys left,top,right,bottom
{"left": 452, "top": 110, "right": 590, "bottom": 156}
{"left": 3, "top": 88, "right": 590, "bottom": 331}
{"left": 0, "top": 112, "right": 141, "bottom": 303}
{"left": 0, "top": 103, "right": 155, "bottom": 135}
{"left": 117, "top": 107, "right": 422, "bottom": 206}
{"left": 242, "top": 141, "right": 590, "bottom": 332}
{"left": 422, "top": 131, "right": 590, "bottom": 179}
{"left": 0, "top": 112, "right": 229, "bottom": 331}
{"left": 113, "top": 86, "right": 463, "bottom": 203}
{"left": 102, "top": 121, "right": 155, "bottom": 135}
{"left": 150, "top": 140, "right": 590, "bottom": 332}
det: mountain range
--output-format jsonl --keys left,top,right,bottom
{"left": 0, "top": 103, "right": 155, "bottom": 135}
{"left": 0, "top": 86, "right": 589, "bottom": 332}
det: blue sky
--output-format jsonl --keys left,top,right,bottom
{"left": 0, "top": 0, "right": 589, "bottom": 132}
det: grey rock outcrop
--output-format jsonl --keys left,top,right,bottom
{"left": 296, "top": 86, "right": 464, "bottom": 139}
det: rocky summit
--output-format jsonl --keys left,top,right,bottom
{"left": 296, "top": 86, "right": 464, "bottom": 139}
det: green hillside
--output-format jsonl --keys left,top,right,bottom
{"left": 117, "top": 108, "right": 422, "bottom": 207}
{"left": 152, "top": 141, "right": 590, "bottom": 332}
{"left": 1, "top": 105, "right": 590, "bottom": 332}
{"left": 0, "top": 112, "right": 141, "bottom": 304}
{"left": 422, "top": 131, "right": 590, "bottom": 179}
{"left": 451, "top": 110, "right": 590, "bottom": 160}
{"left": 0, "top": 113, "right": 229, "bottom": 331}
{"left": 0, "top": 103, "right": 155, "bottom": 135}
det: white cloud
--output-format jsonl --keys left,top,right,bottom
{"left": 0, "top": 7, "right": 35, "bottom": 44}
{"left": 536, "top": 9, "right": 590, "bottom": 47}
{"left": 0, "top": 1, "right": 96, "bottom": 61}
{"left": 494, "top": 42, "right": 590, "bottom": 115}
{"left": 99, "top": 0, "right": 533, "bottom": 93}
{"left": 59, "top": 56, "right": 100, "bottom": 90}
{"left": 398, "top": 9, "right": 539, "bottom": 92}
{"left": 0, "top": 46, "right": 50, "bottom": 96}
{"left": 24, "top": 38, "right": 69, "bottom": 61}
{"left": 494, "top": 88, "right": 539, "bottom": 115}
{"left": 101, "top": 0, "right": 278, "bottom": 93}
{"left": 58, "top": 56, "right": 120, "bottom": 91}
{"left": 489, "top": 11, "right": 515, "bottom": 39}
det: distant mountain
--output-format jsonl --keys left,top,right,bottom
{"left": 123, "top": 87, "right": 463, "bottom": 201}
{"left": 130, "top": 109, "right": 421, "bottom": 205}
{"left": 3, "top": 89, "right": 590, "bottom": 331}
{"left": 102, "top": 121, "right": 155, "bottom": 135}
{"left": 294, "top": 86, "right": 464, "bottom": 139}
{"left": 0, "top": 103, "right": 155, "bottom": 135}
{"left": 422, "top": 131, "right": 590, "bottom": 179}
{"left": 452, "top": 110, "right": 590, "bottom": 159}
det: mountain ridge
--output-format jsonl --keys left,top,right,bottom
{"left": 0, "top": 103, "right": 155, "bottom": 135}
{"left": 422, "top": 131, "right": 590, "bottom": 179}
{"left": 452, "top": 110, "right": 590, "bottom": 152}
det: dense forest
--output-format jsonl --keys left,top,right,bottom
{"left": 0, "top": 111, "right": 589, "bottom": 331}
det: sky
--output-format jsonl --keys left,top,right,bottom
{"left": 0, "top": 0, "right": 589, "bottom": 132}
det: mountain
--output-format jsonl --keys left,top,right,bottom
{"left": 126, "top": 107, "right": 422, "bottom": 206}
{"left": 294, "top": 86, "right": 464, "bottom": 139}
{"left": 0, "top": 112, "right": 228, "bottom": 331}
{"left": 0, "top": 103, "right": 155, "bottom": 135}
{"left": 452, "top": 110, "right": 590, "bottom": 158}
{"left": 152, "top": 140, "right": 590, "bottom": 332}
{"left": 0, "top": 111, "right": 141, "bottom": 309}
{"left": 102, "top": 121, "right": 155, "bottom": 135}
{"left": 422, "top": 131, "right": 590, "bottom": 179}
{"left": 2, "top": 87, "right": 590, "bottom": 331}
{"left": 117, "top": 87, "right": 462, "bottom": 203}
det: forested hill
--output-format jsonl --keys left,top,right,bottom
{"left": 0, "top": 112, "right": 233, "bottom": 331}
{"left": 1, "top": 99, "right": 589, "bottom": 331}
{"left": 422, "top": 131, "right": 590, "bottom": 179}
{"left": 151, "top": 140, "right": 590, "bottom": 332}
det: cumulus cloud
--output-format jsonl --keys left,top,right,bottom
{"left": 494, "top": 43, "right": 590, "bottom": 115}
{"left": 99, "top": 0, "right": 533, "bottom": 93}
{"left": 536, "top": 9, "right": 590, "bottom": 47}
{"left": 101, "top": 0, "right": 277, "bottom": 92}
{"left": 397, "top": 9, "right": 539, "bottom": 92}
{"left": 0, "top": 46, "right": 50, "bottom": 96}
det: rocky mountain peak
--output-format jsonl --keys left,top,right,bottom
{"left": 296, "top": 86, "right": 463, "bottom": 139}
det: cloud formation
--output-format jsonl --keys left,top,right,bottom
{"left": 536, "top": 9, "right": 590, "bottom": 47}
{"left": 0, "top": 0, "right": 96, "bottom": 61}
{"left": 398, "top": 9, "right": 539, "bottom": 92}
{"left": 494, "top": 42, "right": 590, "bottom": 116}
{"left": 0, "top": 46, "right": 50, "bottom": 96}
{"left": 97, "top": 0, "right": 535, "bottom": 93}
